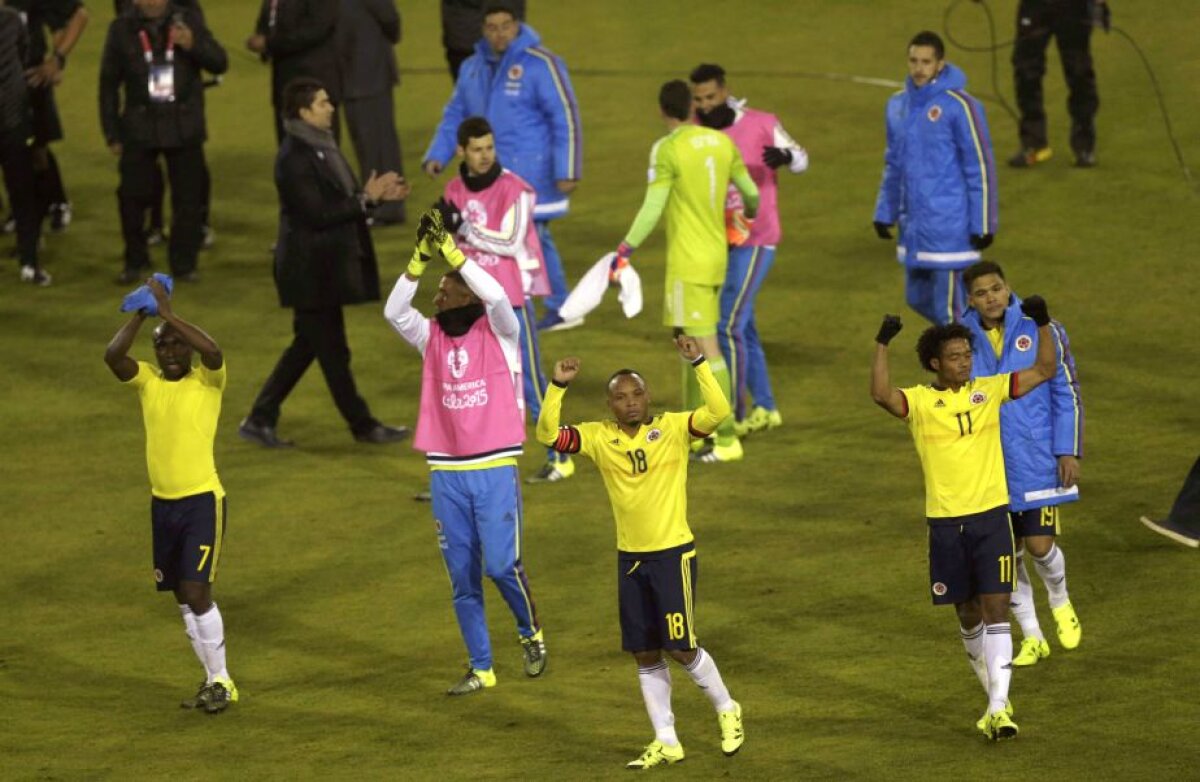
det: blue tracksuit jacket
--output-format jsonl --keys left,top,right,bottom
{"left": 963, "top": 294, "right": 1084, "bottom": 511}
{"left": 422, "top": 24, "right": 582, "bottom": 222}
{"left": 874, "top": 63, "right": 999, "bottom": 270}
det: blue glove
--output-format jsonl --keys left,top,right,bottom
{"left": 120, "top": 273, "right": 174, "bottom": 316}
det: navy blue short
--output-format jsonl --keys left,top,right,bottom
{"left": 617, "top": 542, "right": 698, "bottom": 652}
{"left": 927, "top": 505, "right": 1015, "bottom": 605}
{"left": 151, "top": 491, "right": 226, "bottom": 592}
{"left": 1011, "top": 505, "right": 1060, "bottom": 538}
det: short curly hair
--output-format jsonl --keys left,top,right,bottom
{"left": 916, "top": 323, "right": 973, "bottom": 372}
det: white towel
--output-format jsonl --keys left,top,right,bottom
{"left": 558, "top": 253, "right": 643, "bottom": 321}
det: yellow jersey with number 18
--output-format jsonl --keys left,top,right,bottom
{"left": 901, "top": 373, "right": 1015, "bottom": 518}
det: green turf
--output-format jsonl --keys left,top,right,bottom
{"left": 2, "top": 0, "right": 1199, "bottom": 779}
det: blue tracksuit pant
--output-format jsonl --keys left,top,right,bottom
{"left": 718, "top": 245, "right": 778, "bottom": 420}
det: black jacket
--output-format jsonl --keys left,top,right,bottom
{"left": 256, "top": 0, "right": 340, "bottom": 104}
{"left": 273, "top": 133, "right": 380, "bottom": 309}
{"left": 0, "top": 9, "right": 29, "bottom": 135}
{"left": 98, "top": 4, "right": 227, "bottom": 148}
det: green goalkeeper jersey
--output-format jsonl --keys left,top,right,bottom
{"left": 623, "top": 124, "right": 757, "bottom": 286}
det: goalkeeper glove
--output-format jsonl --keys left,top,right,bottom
{"left": 438, "top": 231, "right": 467, "bottom": 270}
{"left": 725, "top": 208, "right": 754, "bottom": 246}
{"left": 873, "top": 221, "right": 894, "bottom": 240}
{"left": 1020, "top": 295, "right": 1050, "bottom": 327}
{"left": 610, "top": 242, "right": 634, "bottom": 283}
{"left": 434, "top": 197, "right": 464, "bottom": 234}
{"left": 970, "top": 233, "right": 994, "bottom": 250}
{"left": 876, "top": 314, "right": 903, "bottom": 346}
{"left": 761, "top": 146, "right": 793, "bottom": 169}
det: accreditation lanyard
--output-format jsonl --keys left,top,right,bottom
{"left": 139, "top": 26, "right": 176, "bottom": 103}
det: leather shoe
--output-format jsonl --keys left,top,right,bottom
{"left": 355, "top": 423, "right": 409, "bottom": 444}
{"left": 238, "top": 417, "right": 294, "bottom": 448}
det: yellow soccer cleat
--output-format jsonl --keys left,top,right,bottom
{"left": 447, "top": 667, "right": 497, "bottom": 696}
{"left": 1052, "top": 602, "right": 1082, "bottom": 650}
{"left": 1012, "top": 636, "right": 1051, "bottom": 667}
{"left": 626, "top": 740, "right": 685, "bottom": 770}
{"left": 718, "top": 701, "right": 744, "bottom": 756}
{"left": 693, "top": 438, "right": 744, "bottom": 464}
{"left": 976, "top": 699, "right": 1013, "bottom": 734}
{"left": 988, "top": 710, "right": 1019, "bottom": 741}
{"left": 203, "top": 676, "right": 239, "bottom": 714}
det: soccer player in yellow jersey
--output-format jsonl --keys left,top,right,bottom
{"left": 870, "top": 297, "right": 1058, "bottom": 741}
{"left": 104, "top": 278, "right": 237, "bottom": 714}
{"left": 610, "top": 80, "right": 759, "bottom": 464}
{"left": 536, "top": 336, "right": 745, "bottom": 769}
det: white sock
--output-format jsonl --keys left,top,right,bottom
{"left": 637, "top": 662, "right": 678, "bottom": 746}
{"left": 983, "top": 623, "right": 1013, "bottom": 713}
{"left": 178, "top": 604, "right": 209, "bottom": 678}
{"left": 684, "top": 648, "right": 735, "bottom": 713}
{"left": 959, "top": 622, "right": 988, "bottom": 695}
{"left": 193, "top": 603, "right": 230, "bottom": 683}
{"left": 1032, "top": 544, "right": 1070, "bottom": 609}
{"left": 1010, "top": 555, "right": 1045, "bottom": 641}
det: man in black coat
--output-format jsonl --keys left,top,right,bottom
{"left": 247, "top": 0, "right": 339, "bottom": 145}
{"left": 100, "top": 0, "right": 226, "bottom": 283}
{"left": 0, "top": 3, "right": 49, "bottom": 284}
{"left": 337, "top": 0, "right": 404, "bottom": 225}
{"left": 239, "top": 77, "right": 409, "bottom": 448}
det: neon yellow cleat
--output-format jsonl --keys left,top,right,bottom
{"left": 976, "top": 699, "right": 1013, "bottom": 734}
{"left": 718, "top": 701, "right": 744, "bottom": 756}
{"left": 1052, "top": 602, "right": 1082, "bottom": 650}
{"left": 693, "top": 438, "right": 744, "bottom": 464}
{"left": 526, "top": 456, "right": 574, "bottom": 484}
{"left": 1012, "top": 636, "right": 1051, "bottom": 667}
{"left": 447, "top": 667, "right": 496, "bottom": 696}
{"left": 989, "top": 710, "right": 1019, "bottom": 741}
{"left": 203, "top": 676, "right": 238, "bottom": 714}
{"left": 732, "top": 406, "right": 782, "bottom": 437}
{"left": 626, "top": 740, "right": 684, "bottom": 770}
{"left": 520, "top": 630, "right": 546, "bottom": 678}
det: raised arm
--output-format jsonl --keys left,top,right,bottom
{"left": 536, "top": 357, "right": 581, "bottom": 450}
{"left": 436, "top": 227, "right": 520, "bottom": 340}
{"left": 1012, "top": 296, "right": 1056, "bottom": 398}
{"left": 870, "top": 315, "right": 908, "bottom": 418}
{"left": 678, "top": 336, "right": 732, "bottom": 435}
{"left": 383, "top": 233, "right": 433, "bottom": 352}
{"left": 149, "top": 278, "right": 222, "bottom": 369}
{"left": 105, "top": 312, "right": 147, "bottom": 382}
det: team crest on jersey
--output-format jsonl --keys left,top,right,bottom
{"left": 508, "top": 64, "right": 523, "bottom": 81}
{"left": 1015, "top": 335, "right": 1033, "bottom": 352}
{"left": 927, "top": 105, "right": 942, "bottom": 122}
{"left": 932, "top": 582, "right": 948, "bottom": 596}
{"left": 154, "top": 569, "right": 164, "bottom": 583}
{"left": 970, "top": 391, "right": 988, "bottom": 405}
{"left": 464, "top": 199, "right": 487, "bottom": 226}
{"left": 646, "top": 428, "right": 662, "bottom": 443}
{"left": 448, "top": 346, "right": 470, "bottom": 380}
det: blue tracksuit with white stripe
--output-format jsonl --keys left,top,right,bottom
{"left": 423, "top": 24, "right": 583, "bottom": 316}
{"left": 874, "top": 63, "right": 999, "bottom": 325}
{"left": 963, "top": 294, "right": 1084, "bottom": 512}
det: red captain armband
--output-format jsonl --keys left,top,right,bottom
{"left": 554, "top": 426, "right": 582, "bottom": 454}
{"left": 1009, "top": 374, "right": 1021, "bottom": 400}
{"left": 898, "top": 390, "right": 910, "bottom": 418}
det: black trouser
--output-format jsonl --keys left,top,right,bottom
{"left": 445, "top": 48, "right": 472, "bottom": 82}
{"left": 118, "top": 143, "right": 205, "bottom": 274}
{"left": 0, "top": 126, "right": 45, "bottom": 268}
{"left": 344, "top": 91, "right": 405, "bottom": 224}
{"left": 1168, "top": 455, "right": 1200, "bottom": 532}
{"left": 248, "top": 306, "right": 377, "bottom": 435}
{"left": 148, "top": 148, "right": 211, "bottom": 231}
{"left": 32, "top": 147, "right": 67, "bottom": 207}
{"left": 1012, "top": 0, "right": 1099, "bottom": 153}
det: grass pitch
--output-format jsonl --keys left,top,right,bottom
{"left": 1, "top": 1, "right": 1198, "bottom": 779}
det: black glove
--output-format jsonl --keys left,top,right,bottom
{"left": 876, "top": 314, "right": 903, "bottom": 346}
{"left": 873, "top": 221, "right": 894, "bottom": 240}
{"left": 970, "top": 233, "right": 994, "bottom": 250}
{"left": 761, "top": 146, "right": 793, "bottom": 169}
{"left": 416, "top": 210, "right": 440, "bottom": 244}
{"left": 1090, "top": 0, "right": 1111, "bottom": 32}
{"left": 1020, "top": 295, "right": 1050, "bottom": 327}
{"left": 433, "top": 197, "right": 463, "bottom": 234}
